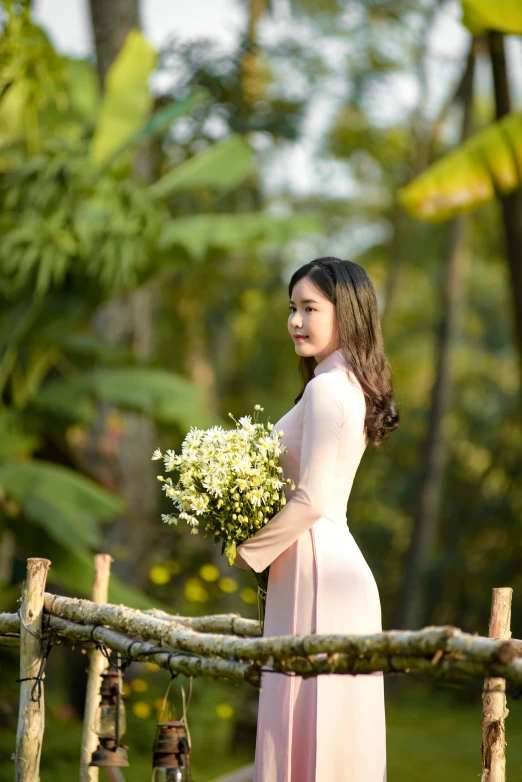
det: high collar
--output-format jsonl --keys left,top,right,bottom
{"left": 313, "top": 347, "right": 348, "bottom": 377}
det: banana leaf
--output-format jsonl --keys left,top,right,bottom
{"left": 150, "top": 134, "right": 254, "bottom": 198}
{"left": 0, "top": 410, "right": 40, "bottom": 459}
{"left": 49, "top": 547, "right": 170, "bottom": 610}
{"left": 398, "top": 112, "right": 522, "bottom": 221}
{"left": 158, "top": 212, "right": 322, "bottom": 259}
{"left": 65, "top": 57, "right": 100, "bottom": 121}
{"left": 91, "top": 368, "right": 219, "bottom": 429}
{"left": 90, "top": 30, "right": 157, "bottom": 167}
{"left": 30, "top": 368, "right": 219, "bottom": 429}
{"left": 97, "top": 88, "right": 210, "bottom": 174}
{"left": 462, "top": 0, "right": 522, "bottom": 34}
{"left": 0, "top": 461, "right": 125, "bottom": 552}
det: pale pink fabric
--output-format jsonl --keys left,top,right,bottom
{"left": 235, "top": 347, "right": 387, "bottom": 782}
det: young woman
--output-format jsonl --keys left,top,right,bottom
{"left": 234, "top": 256, "right": 399, "bottom": 782}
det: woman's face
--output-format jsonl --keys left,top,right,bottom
{"left": 288, "top": 275, "right": 339, "bottom": 364}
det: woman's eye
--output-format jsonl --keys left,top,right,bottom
{"left": 288, "top": 307, "right": 314, "bottom": 312}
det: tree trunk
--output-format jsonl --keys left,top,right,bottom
{"left": 89, "top": 0, "right": 140, "bottom": 88}
{"left": 488, "top": 31, "right": 522, "bottom": 412}
{"left": 396, "top": 45, "right": 476, "bottom": 630}
{"left": 87, "top": 0, "right": 161, "bottom": 586}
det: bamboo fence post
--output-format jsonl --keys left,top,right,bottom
{"left": 14, "top": 557, "right": 51, "bottom": 782}
{"left": 481, "top": 587, "right": 512, "bottom": 782}
{"left": 80, "top": 554, "right": 113, "bottom": 782}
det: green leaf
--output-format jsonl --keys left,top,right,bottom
{"left": 30, "top": 378, "right": 96, "bottom": 424}
{"left": 45, "top": 547, "right": 171, "bottom": 610}
{"left": 0, "top": 461, "right": 125, "bottom": 548}
{"left": 91, "top": 368, "right": 218, "bottom": 429}
{"left": 65, "top": 57, "right": 100, "bottom": 121}
{"left": 90, "top": 30, "right": 157, "bottom": 167}
{"left": 150, "top": 134, "right": 254, "bottom": 198}
{"left": 462, "top": 0, "right": 522, "bottom": 35}
{"left": 398, "top": 112, "right": 522, "bottom": 221}
{"left": 23, "top": 496, "right": 102, "bottom": 550}
{"left": 29, "top": 367, "right": 220, "bottom": 428}
{"left": 0, "top": 411, "right": 40, "bottom": 459}
{"left": 97, "top": 88, "right": 210, "bottom": 173}
{"left": 158, "top": 212, "right": 322, "bottom": 259}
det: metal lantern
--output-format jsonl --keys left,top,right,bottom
{"left": 89, "top": 666, "right": 129, "bottom": 768}
{"left": 152, "top": 719, "right": 192, "bottom": 782}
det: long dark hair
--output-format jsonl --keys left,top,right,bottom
{"left": 289, "top": 256, "right": 399, "bottom": 448}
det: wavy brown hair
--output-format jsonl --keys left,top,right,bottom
{"left": 290, "top": 256, "right": 399, "bottom": 448}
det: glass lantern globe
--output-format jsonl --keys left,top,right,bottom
{"left": 152, "top": 720, "right": 191, "bottom": 782}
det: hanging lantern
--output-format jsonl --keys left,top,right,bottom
{"left": 89, "top": 666, "right": 129, "bottom": 768}
{"left": 152, "top": 719, "right": 192, "bottom": 781}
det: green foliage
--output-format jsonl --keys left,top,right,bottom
{"left": 159, "top": 212, "right": 321, "bottom": 259}
{"left": 0, "top": 3, "right": 100, "bottom": 162}
{"left": 98, "top": 88, "right": 210, "bottom": 173}
{"left": 150, "top": 134, "right": 255, "bottom": 198}
{"left": 0, "top": 460, "right": 125, "bottom": 548}
{"left": 0, "top": 141, "right": 169, "bottom": 298}
{"left": 48, "top": 547, "right": 166, "bottom": 608}
{"left": 0, "top": 410, "right": 40, "bottom": 458}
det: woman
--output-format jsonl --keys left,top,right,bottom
{"left": 234, "top": 256, "right": 399, "bottom": 782}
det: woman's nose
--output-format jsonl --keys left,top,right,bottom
{"left": 290, "top": 313, "right": 302, "bottom": 327}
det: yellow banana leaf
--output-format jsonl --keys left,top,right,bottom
{"left": 399, "top": 112, "right": 522, "bottom": 222}
{"left": 89, "top": 29, "right": 157, "bottom": 167}
{"left": 462, "top": 0, "right": 522, "bottom": 35}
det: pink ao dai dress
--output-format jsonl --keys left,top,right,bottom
{"left": 234, "top": 346, "right": 387, "bottom": 782}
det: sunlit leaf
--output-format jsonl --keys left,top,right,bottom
{"left": 462, "top": 0, "right": 522, "bottom": 34}
{"left": 90, "top": 30, "right": 157, "bottom": 167}
{"left": 399, "top": 112, "right": 522, "bottom": 221}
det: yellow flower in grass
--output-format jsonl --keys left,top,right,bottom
{"left": 149, "top": 565, "right": 171, "bottom": 585}
{"left": 199, "top": 563, "right": 220, "bottom": 582}
{"left": 185, "top": 577, "right": 209, "bottom": 602}
{"left": 165, "top": 559, "right": 182, "bottom": 575}
{"left": 133, "top": 701, "right": 151, "bottom": 719}
{"left": 216, "top": 703, "right": 235, "bottom": 720}
{"left": 240, "top": 586, "right": 257, "bottom": 604}
{"left": 131, "top": 677, "right": 148, "bottom": 693}
{"left": 218, "top": 577, "right": 238, "bottom": 593}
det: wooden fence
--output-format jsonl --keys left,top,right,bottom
{"left": 0, "top": 556, "right": 518, "bottom": 782}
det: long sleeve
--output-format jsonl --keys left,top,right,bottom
{"left": 234, "top": 373, "right": 346, "bottom": 573}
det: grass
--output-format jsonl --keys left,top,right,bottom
{"left": 2, "top": 675, "right": 522, "bottom": 780}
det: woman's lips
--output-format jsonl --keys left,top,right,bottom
{"left": 293, "top": 335, "right": 308, "bottom": 341}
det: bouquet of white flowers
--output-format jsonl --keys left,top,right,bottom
{"left": 152, "top": 404, "right": 294, "bottom": 628}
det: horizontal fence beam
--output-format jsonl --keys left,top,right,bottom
{"left": 3, "top": 595, "right": 522, "bottom": 687}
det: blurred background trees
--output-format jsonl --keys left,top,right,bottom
{"left": 1, "top": 0, "right": 521, "bottom": 779}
